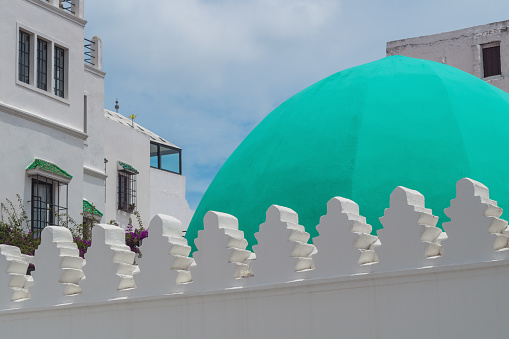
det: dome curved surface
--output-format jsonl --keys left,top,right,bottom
{"left": 186, "top": 55, "right": 509, "bottom": 251}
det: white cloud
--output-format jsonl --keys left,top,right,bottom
{"left": 85, "top": 0, "right": 344, "bottom": 207}
{"left": 85, "top": 0, "right": 509, "bottom": 208}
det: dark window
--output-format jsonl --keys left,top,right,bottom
{"left": 30, "top": 176, "right": 68, "bottom": 237}
{"left": 150, "top": 142, "right": 182, "bottom": 174}
{"left": 118, "top": 171, "right": 137, "bottom": 212}
{"left": 54, "top": 46, "right": 65, "bottom": 97}
{"left": 18, "top": 31, "right": 30, "bottom": 84}
{"left": 37, "top": 39, "right": 48, "bottom": 90}
{"left": 483, "top": 45, "right": 501, "bottom": 78}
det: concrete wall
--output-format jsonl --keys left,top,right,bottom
{"left": 0, "top": 178, "right": 508, "bottom": 338}
{"left": 149, "top": 167, "right": 193, "bottom": 230}
{"left": 0, "top": 0, "right": 86, "bottom": 130}
{"left": 387, "top": 20, "right": 509, "bottom": 93}
{"left": 82, "top": 41, "right": 107, "bottom": 220}
{"left": 0, "top": 107, "right": 85, "bottom": 230}
{"left": 0, "top": 0, "right": 192, "bottom": 235}
{"left": 103, "top": 118, "right": 151, "bottom": 228}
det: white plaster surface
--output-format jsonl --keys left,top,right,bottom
{"left": 1, "top": 179, "right": 509, "bottom": 338}
{"left": 313, "top": 197, "right": 379, "bottom": 278}
{"left": 443, "top": 178, "right": 509, "bottom": 264}
{"left": 376, "top": 186, "right": 445, "bottom": 271}
{"left": 135, "top": 214, "right": 193, "bottom": 296}
{"left": 0, "top": 0, "right": 85, "bottom": 130}
{"left": 149, "top": 167, "right": 194, "bottom": 230}
{"left": 0, "top": 0, "right": 193, "bottom": 237}
{"left": 251, "top": 205, "right": 316, "bottom": 284}
{"left": 28, "top": 226, "right": 84, "bottom": 307}
{"left": 80, "top": 224, "right": 137, "bottom": 301}
{"left": 0, "top": 245, "right": 31, "bottom": 306}
{"left": 386, "top": 19, "right": 509, "bottom": 93}
{"left": 192, "top": 211, "right": 253, "bottom": 290}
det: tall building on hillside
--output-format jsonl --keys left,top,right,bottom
{"left": 386, "top": 20, "right": 509, "bottom": 93}
{"left": 0, "top": 0, "right": 193, "bottom": 235}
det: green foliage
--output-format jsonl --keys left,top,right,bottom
{"left": 0, "top": 195, "right": 40, "bottom": 255}
{"left": 0, "top": 195, "right": 147, "bottom": 258}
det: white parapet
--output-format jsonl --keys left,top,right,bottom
{"left": 28, "top": 226, "right": 84, "bottom": 307}
{"left": 71, "top": 0, "right": 84, "bottom": 19}
{"left": 91, "top": 36, "right": 102, "bottom": 70}
{"left": 135, "top": 214, "right": 194, "bottom": 296}
{"left": 376, "top": 186, "right": 445, "bottom": 271}
{"left": 0, "top": 245, "right": 31, "bottom": 307}
{"left": 4, "top": 177, "right": 509, "bottom": 334}
{"left": 443, "top": 178, "right": 509, "bottom": 264}
{"left": 251, "top": 205, "right": 316, "bottom": 284}
{"left": 192, "top": 211, "right": 254, "bottom": 290}
{"left": 313, "top": 197, "right": 379, "bottom": 278}
{"left": 80, "top": 224, "right": 138, "bottom": 301}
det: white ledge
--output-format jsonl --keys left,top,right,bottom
{"left": 24, "top": 0, "right": 87, "bottom": 27}
{"left": 84, "top": 64, "right": 106, "bottom": 78}
{"left": 83, "top": 166, "right": 107, "bottom": 180}
{"left": 0, "top": 101, "right": 88, "bottom": 141}
{"left": 26, "top": 168, "right": 72, "bottom": 184}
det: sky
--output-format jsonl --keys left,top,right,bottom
{"left": 84, "top": 0, "right": 509, "bottom": 210}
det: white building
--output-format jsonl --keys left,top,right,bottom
{"left": 386, "top": 19, "right": 509, "bottom": 93}
{"left": 0, "top": 0, "right": 193, "bottom": 235}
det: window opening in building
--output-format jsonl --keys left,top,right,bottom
{"left": 150, "top": 142, "right": 182, "bottom": 174}
{"left": 483, "top": 44, "right": 501, "bottom": 78}
{"left": 19, "top": 31, "right": 30, "bottom": 84}
{"left": 26, "top": 159, "right": 72, "bottom": 237}
{"left": 117, "top": 163, "right": 137, "bottom": 213}
{"left": 54, "top": 46, "right": 65, "bottom": 97}
{"left": 30, "top": 175, "right": 68, "bottom": 237}
{"left": 37, "top": 39, "right": 48, "bottom": 90}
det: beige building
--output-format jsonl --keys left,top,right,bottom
{"left": 387, "top": 20, "right": 509, "bottom": 93}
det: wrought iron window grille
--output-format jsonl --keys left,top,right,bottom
{"left": 59, "top": 0, "right": 75, "bottom": 14}
{"left": 54, "top": 46, "right": 65, "bottom": 98}
{"left": 37, "top": 39, "right": 48, "bottom": 91}
{"left": 18, "top": 31, "right": 30, "bottom": 84}
{"left": 117, "top": 171, "right": 137, "bottom": 213}
{"left": 29, "top": 175, "right": 69, "bottom": 238}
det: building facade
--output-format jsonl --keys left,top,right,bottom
{"left": 0, "top": 0, "right": 193, "bottom": 234}
{"left": 386, "top": 20, "right": 509, "bottom": 93}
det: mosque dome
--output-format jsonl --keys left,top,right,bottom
{"left": 186, "top": 55, "right": 509, "bottom": 251}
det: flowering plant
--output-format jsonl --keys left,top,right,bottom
{"left": 0, "top": 196, "right": 40, "bottom": 255}
{"left": 124, "top": 211, "right": 148, "bottom": 254}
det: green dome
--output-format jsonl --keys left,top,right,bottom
{"left": 186, "top": 55, "right": 509, "bottom": 252}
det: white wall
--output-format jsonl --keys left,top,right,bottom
{"left": 386, "top": 20, "right": 509, "bottom": 93}
{"left": 103, "top": 118, "right": 150, "bottom": 228}
{"left": 0, "top": 262, "right": 507, "bottom": 339}
{"left": 0, "top": 0, "right": 86, "bottom": 130}
{"left": 0, "top": 109, "right": 85, "bottom": 230}
{"left": 82, "top": 50, "right": 107, "bottom": 218}
{"left": 0, "top": 178, "right": 508, "bottom": 338}
{"left": 149, "top": 167, "right": 193, "bottom": 229}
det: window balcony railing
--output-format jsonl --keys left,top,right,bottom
{"left": 44, "top": 0, "right": 84, "bottom": 19}
{"left": 84, "top": 38, "right": 96, "bottom": 66}
{"left": 83, "top": 37, "right": 103, "bottom": 71}
{"left": 59, "top": 0, "right": 75, "bottom": 14}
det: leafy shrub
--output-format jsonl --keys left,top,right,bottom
{"left": 0, "top": 195, "right": 147, "bottom": 258}
{"left": 0, "top": 196, "right": 40, "bottom": 256}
